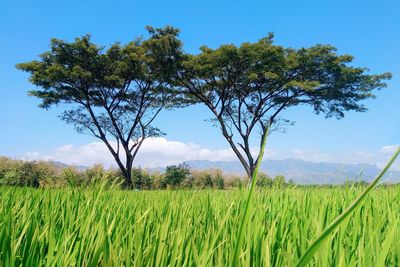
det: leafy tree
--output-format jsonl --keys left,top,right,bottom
{"left": 256, "top": 172, "right": 273, "bottom": 187}
{"left": 0, "top": 161, "right": 54, "bottom": 188}
{"left": 177, "top": 34, "right": 391, "bottom": 179}
{"left": 212, "top": 170, "right": 225, "bottom": 189}
{"left": 62, "top": 167, "right": 83, "bottom": 187}
{"left": 194, "top": 173, "right": 213, "bottom": 188}
{"left": 17, "top": 26, "right": 183, "bottom": 187}
{"left": 164, "top": 163, "right": 191, "bottom": 188}
{"left": 131, "top": 167, "right": 153, "bottom": 189}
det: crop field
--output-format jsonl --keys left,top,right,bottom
{"left": 1, "top": 186, "right": 399, "bottom": 266}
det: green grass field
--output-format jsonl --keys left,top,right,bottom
{"left": 1, "top": 186, "right": 399, "bottom": 266}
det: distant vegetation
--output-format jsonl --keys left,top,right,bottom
{"left": 0, "top": 157, "right": 293, "bottom": 190}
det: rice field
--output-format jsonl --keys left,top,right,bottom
{"left": 1, "top": 185, "right": 399, "bottom": 266}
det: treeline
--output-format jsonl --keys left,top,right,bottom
{"left": 0, "top": 157, "right": 290, "bottom": 189}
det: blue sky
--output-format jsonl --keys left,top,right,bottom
{"left": 0, "top": 0, "right": 399, "bottom": 168}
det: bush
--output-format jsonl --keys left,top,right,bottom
{"left": 0, "top": 156, "right": 288, "bottom": 190}
{"left": 0, "top": 159, "right": 57, "bottom": 187}
{"left": 132, "top": 168, "right": 154, "bottom": 189}
{"left": 82, "top": 164, "right": 124, "bottom": 187}
{"left": 192, "top": 169, "right": 225, "bottom": 189}
{"left": 256, "top": 172, "right": 273, "bottom": 187}
{"left": 150, "top": 171, "right": 167, "bottom": 189}
{"left": 229, "top": 178, "right": 245, "bottom": 189}
{"left": 62, "top": 167, "right": 84, "bottom": 187}
{"left": 193, "top": 172, "right": 213, "bottom": 188}
{"left": 164, "top": 163, "right": 191, "bottom": 188}
{"left": 213, "top": 171, "right": 225, "bottom": 189}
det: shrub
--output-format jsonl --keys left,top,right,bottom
{"left": 212, "top": 170, "right": 225, "bottom": 189}
{"left": 164, "top": 163, "right": 191, "bottom": 188}
{"left": 193, "top": 172, "right": 213, "bottom": 188}
{"left": 132, "top": 168, "right": 154, "bottom": 189}
{"left": 192, "top": 169, "right": 225, "bottom": 189}
{"left": 61, "top": 167, "right": 84, "bottom": 187}
{"left": 150, "top": 171, "right": 167, "bottom": 189}
{"left": 0, "top": 159, "right": 57, "bottom": 187}
{"left": 256, "top": 172, "right": 273, "bottom": 187}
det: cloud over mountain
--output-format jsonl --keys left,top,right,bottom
{"left": 22, "top": 138, "right": 399, "bottom": 171}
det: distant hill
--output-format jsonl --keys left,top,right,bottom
{"left": 181, "top": 159, "right": 400, "bottom": 184}
{"left": 46, "top": 161, "right": 88, "bottom": 172}
{"left": 8, "top": 155, "right": 399, "bottom": 185}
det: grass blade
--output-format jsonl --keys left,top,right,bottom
{"left": 376, "top": 219, "right": 398, "bottom": 266}
{"left": 232, "top": 128, "right": 269, "bottom": 266}
{"left": 296, "top": 147, "right": 400, "bottom": 267}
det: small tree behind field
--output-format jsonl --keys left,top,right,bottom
{"left": 164, "top": 163, "right": 192, "bottom": 188}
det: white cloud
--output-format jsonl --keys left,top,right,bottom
{"left": 380, "top": 144, "right": 400, "bottom": 155}
{"left": 22, "top": 137, "right": 276, "bottom": 168}
{"left": 21, "top": 139, "right": 400, "bottom": 171}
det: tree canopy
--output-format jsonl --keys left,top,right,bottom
{"left": 177, "top": 33, "right": 391, "bottom": 178}
{"left": 17, "top": 26, "right": 183, "bottom": 186}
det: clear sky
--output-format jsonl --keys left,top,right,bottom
{"left": 0, "top": 0, "right": 399, "bottom": 169}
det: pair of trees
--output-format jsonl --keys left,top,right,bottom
{"left": 17, "top": 26, "right": 391, "bottom": 187}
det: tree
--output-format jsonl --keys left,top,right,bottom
{"left": 164, "top": 163, "right": 191, "bottom": 188}
{"left": 131, "top": 167, "right": 153, "bottom": 189}
{"left": 17, "top": 26, "right": 183, "bottom": 187}
{"left": 177, "top": 34, "right": 391, "bottom": 179}
{"left": 256, "top": 172, "right": 273, "bottom": 187}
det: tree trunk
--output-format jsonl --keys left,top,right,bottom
{"left": 122, "top": 153, "right": 134, "bottom": 189}
{"left": 123, "top": 170, "right": 133, "bottom": 189}
{"left": 249, "top": 164, "right": 256, "bottom": 180}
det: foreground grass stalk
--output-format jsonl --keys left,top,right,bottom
{"left": 232, "top": 127, "right": 269, "bottom": 266}
{"left": 296, "top": 146, "right": 400, "bottom": 267}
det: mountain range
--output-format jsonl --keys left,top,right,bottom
{"left": 42, "top": 158, "right": 400, "bottom": 185}
{"left": 180, "top": 159, "right": 400, "bottom": 184}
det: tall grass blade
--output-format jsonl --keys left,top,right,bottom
{"left": 232, "top": 127, "right": 269, "bottom": 266}
{"left": 296, "top": 147, "right": 400, "bottom": 267}
{"left": 376, "top": 219, "right": 398, "bottom": 266}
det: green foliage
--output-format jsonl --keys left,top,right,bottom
{"left": 0, "top": 157, "right": 252, "bottom": 190}
{"left": 164, "top": 163, "right": 191, "bottom": 188}
{"left": 61, "top": 167, "right": 83, "bottom": 187}
{"left": 131, "top": 167, "right": 154, "bottom": 189}
{"left": 213, "top": 171, "right": 225, "bottom": 189}
{"left": 256, "top": 172, "right": 273, "bottom": 187}
{"left": 0, "top": 158, "right": 57, "bottom": 187}
{"left": 16, "top": 27, "right": 392, "bottom": 183}
{"left": 228, "top": 178, "right": 245, "bottom": 189}
{"left": 192, "top": 169, "right": 225, "bottom": 189}
{"left": 0, "top": 156, "right": 296, "bottom": 192}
